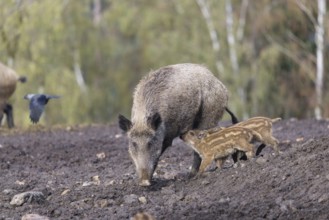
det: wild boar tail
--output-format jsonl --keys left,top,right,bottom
{"left": 271, "top": 118, "right": 282, "bottom": 123}
{"left": 225, "top": 107, "right": 239, "bottom": 124}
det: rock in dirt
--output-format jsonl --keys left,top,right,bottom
{"left": 70, "top": 199, "right": 92, "bottom": 209}
{"left": 275, "top": 197, "right": 297, "bottom": 212}
{"left": 3, "top": 189, "right": 15, "bottom": 195}
{"left": 138, "top": 196, "right": 147, "bottom": 204}
{"left": 15, "top": 180, "right": 26, "bottom": 185}
{"left": 255, "top": 157, "right": 267, "bottom": 165}
{"left": 115, "top": 134, "right": 122, "bottom": 138}
{"left": 82, "top": 175, "right": 100, "bottom": 186}
{"left": 10, "top": 191, "right": 45, "bottom": 206}
{"left": 201, "top": 180, "right": 211, "bottom": 185}
{"left": 123, "top": 194, "right": 138, "bottom": 204}
{"left": 21, "top": 213, "right": 49, "bottom": 220}
{"left": 96, "top": 152, "right": 106, "bottom": 159}
{"left": 94, "top": 199, "right": 109, "bottom": 208}
{"left": 61, "top": 189, "right": 70, "bottom": 196}
{"left": 318, "top": 193, "right": 329, "bottom": 203}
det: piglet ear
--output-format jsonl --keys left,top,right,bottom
{"left": 147, "top": 112, "right": 162, "bottom": 130}
{"left": 197, "top": 131, "right": 207, "bottom": 139}
{"left": 118, "top": 114, "right": 132, "bottom": 132}
{"left": 188, "top": 131, "right": 196, "bottom": 136}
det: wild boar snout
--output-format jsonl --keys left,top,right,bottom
{"left": 139, "top": 168, "right": 152, "bottom": 186}
{"left": 128, "top": 127, "right": 164, "bottom": 186}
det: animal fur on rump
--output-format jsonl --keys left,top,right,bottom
{"left": 118, "top": 63, "right": 237, "bottom": 186}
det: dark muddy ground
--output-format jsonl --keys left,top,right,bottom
{"left": 0, "top": 118, "right": 329, "bottom": 220}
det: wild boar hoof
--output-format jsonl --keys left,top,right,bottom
{"left": 194, "top": 172, "right": 206, "bottom": 179}
{"left": 139, "top": 180, "right": 151, "bottom": 186}
{"left": 208, "top": 167, "right": 218, "bottom": 172}
{"left": 188, "top": 172, "right": 197, "bottom": 179}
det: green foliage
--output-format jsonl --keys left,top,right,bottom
{"left": 0, "top": 0, "right": 328, "bottom": 128}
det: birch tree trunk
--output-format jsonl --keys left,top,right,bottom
{"left": 236, "top": 0, "right": 249, "bottom": 42}
{"left": 225, "top": 0, "right": 248, "bottom": 118}
{"left": 196, "top": 0, "right": 224, "bottom": 75}
{"left": 92, "top": 0, "right": 101, "bottom": 27}
{"left": 225, "top": 0, "right": 239, "bottom": 76}
{"left": 315, "top": 0, "right": 326, "bottom": 119}
{"left": 73, "top": 50, "right": 88, "bottom": 93}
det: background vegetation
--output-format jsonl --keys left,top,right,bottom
{"left": 0, "top": 0, "right": 328, "bottom": 127}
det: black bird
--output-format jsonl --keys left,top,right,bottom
{"left": 24, "top": 94, "right": 60, "bottom": 123}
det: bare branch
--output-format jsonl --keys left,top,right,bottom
{"left": 286, "top": 30, "right": 316, "bottom": 63}
{"left": 295, "top": 0, "right": 317, "bottom": 27}
{"left": 265, "top": 34, "right": 315, "bottom": 82}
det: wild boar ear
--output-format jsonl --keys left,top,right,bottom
{"left": 118, "top": 114, "right": 132, "bottom": 132}
{"left": 188, "top": 131, "right": 196, "bottom": 136}
{"left": 147, "top": 112, "right": 162, "bottom": 130}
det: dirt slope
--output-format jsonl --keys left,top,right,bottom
{"left": 0, "top": 118, "right": 329, "bottom": 220}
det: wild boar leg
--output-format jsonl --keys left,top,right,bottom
{"left": 243, "top": 143, "right": 255, "bottom": 159}
{"left": 161, "top": 137, "right": 173, "bottom": 154}
{"left": 4, "top": 104, "right": 14, "bottom": 128}
{"left": 255, "top": 143, "right": 266, "bottom": 156}
{"left": 232, "top": 151, "right": 247, "bottom": 163}
{"left": 190, "top": 107, "right": 220, "bottom": 175}
{"left": 190, "top": 152, "right": 202, "bottom": 175}
{"left": 215, "top": 157, "right": 227, "bottom": 169}
{"left": 263, "top": 134, "right": 280, "bottom": 154}
{"left": 198, "top": 157, "right": 212, "bottom": 173}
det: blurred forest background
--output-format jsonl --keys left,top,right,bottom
{"left": 0, "top": 0, "right": 328, "bottom": 127}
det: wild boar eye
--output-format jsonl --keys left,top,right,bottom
{"left": 146, "top": 141, "right": 152, "bottom": 149}
{"left": 131, "top": 141, "right": 138, "bottom": 149}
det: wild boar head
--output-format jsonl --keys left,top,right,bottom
{"left": 118, "top": 113, "right": 165, "bottom": 186}
{"left": 182, "top": 130, "right": 208, "bottom": 146}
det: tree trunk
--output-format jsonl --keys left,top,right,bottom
{"left": 225, "top": 0, "right": 248, "bottom": 118}
{"left": 92, "top": 0, "right": 102, "bottom": 27}
{"left": 315, "top": 0, "right": 326, "bottom": 119}
{"left": 73, "top": 50, "right": 87, "bottom": 93}
{"left": 196, "top": 0, "right": 224, "bottom": 75}
{"left": 236, "top": 0, "right": 249, "bottom": 42}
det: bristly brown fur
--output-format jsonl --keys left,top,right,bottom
{"left": 118, "top": 63, "right": 232, "bottom": 185}
{"left": 182, "top": 126, "right": 265, "bottom": 173}
{"left": 208, "top": 117, "right": 281, "bottom": 154}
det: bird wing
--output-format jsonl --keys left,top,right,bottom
{"left": 29, "top": 97, "right": 45, "bottom": 123}
{"left": 45, "top": 95, "right": 61, "bottom": 99}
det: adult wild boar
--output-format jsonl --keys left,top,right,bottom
{"left": 118, "top": 63, "right": 237, "bottom": 186}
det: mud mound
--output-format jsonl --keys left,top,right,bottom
{"left": 0, "top": 119, "right": 329, "bottom": 219}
